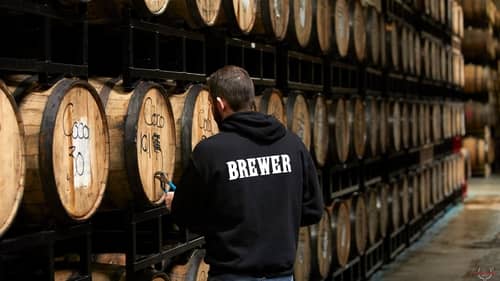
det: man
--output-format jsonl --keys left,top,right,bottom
{"left": 167, "top": 66, "right": 324, "bottom": 281}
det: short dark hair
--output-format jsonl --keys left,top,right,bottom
{"left": 207, "top": 66, "right": 255, "bottom": 112}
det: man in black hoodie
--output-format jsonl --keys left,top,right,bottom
{"left": 169, "top": 66, "right": 324, "bottom": 281}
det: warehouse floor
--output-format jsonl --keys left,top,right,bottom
{"left": 373, "top": 176, "right": 500, "bottom": 281}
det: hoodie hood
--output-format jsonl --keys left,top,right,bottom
{"left": 220, "top": 112, "right": 287, "bottom": 143}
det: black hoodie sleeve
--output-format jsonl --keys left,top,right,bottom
{"left": 171, "top": 159, "right": 210, "bottom": 234}
{"left": 300, "top": 150, "right": 324, "bottom": 226}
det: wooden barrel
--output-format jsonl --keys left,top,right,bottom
{"left": 387, "top": 21, "right": 399, "bottom": 70}
{"left": 222, "top": 0, "right": 257, "bottom": 34}
{"left": 430, "top": 41, "right": 438, "bottom": 80}
{"left": 286, "top": 91, "right": 311, "bottom": 150}
{"left": 414, "top": 32, "right": 422, "bottom": 77}
{"left": 401, "top": 26, "right": 409, "bottom": 73}
{"left": 387, "top": 100, "right": 401, "bottom": 152}
{"left": 430, "top": 164, "right": 438, "bottom": 205}
{"left": 252, "top": 0, "right": 290, "bottom": 41}
{"left": 365, "top": 7, "right": 380, "bottom": 65}
{"left": 423, "top": 38, "right": 431, "bottom": 79}
{"left": 349, "top": 98, "right": 367, "bottom": 159}
{"left": 443, "top": 160, "right": 450, "bottom": 196}
{"left": 328, "top": 98, "right": 350, "bottom": 163}
{"left": 410, "top": 173, "right": 419, "bottom": 219}
{"left": 401, "top": 101, "right": 410, "bottom": 150}
{"left": 379, "top": 99, "right": 388, "bottom": 154}
{"left": 408, "top": 29, "right": 415, "bottom": 75}
{"left": 464, "top": 64, "right": 491, "bottom": 93}
{"left": 288, "top": 0, "right": 314, "bottom": 48}
{"left": 463, "top": 29, "right": 496, "bottom": 62}
{"left": 169, "top": 249, "right": 210, "bottom": 281}
{"left": 350, "top": 194, "right": 368, "bottom": 255}
{"left": 163, "top": 0, "right": 222, "bottom": 28}
{"left": 431, "top": 102, "right": 442, "bottom": 142}
{"left": 410, "top": 102, "right": 419, "bottom": 148}
{"left": 379, "top": 14, "right": 387, "bottom": 67}
{"left": 437, "top": 160, "right": 444, "bottom": 202}
{"left": 418, "top": 103, "right": 426, "bottom": 146}
{"left": 309, "top": 94, "right": 329, "bottom": 167}
{"left": 366, "top": 188, "right": 379, "bottom": 245}
{"left": 333, "top": 0, "right": 351, "bottom": 58}
{"left": 424, "top": 103, "right": 431, "bottom": 144}
{"left": 56, "top": 267, "right": 168, "bottom": 281}
{"left": 349, "top": 0, "right": 366, "bottom": 61}
{"left": 463, "top": 137, "right": 486, "bottom": 170}
{"left": 419, "top": 169, "right": 427, "bottom": 212}
{"left": 378, "top": 184, "right": 389, "bottom": 238}
{"left": 447, "top": 48, "right": 454, "bottom": 84}
{"left": 0, "top": 81, "right": 24, "bottom": 237}
{"left": 388, "top": 181, "right": 400, "bottom": 231}
{"left": 462, "top": 0, "right": 496, "bottom": 26}
{"left": 88, "top": 0, "right": 169, "bottom": 22}
{"left": 486, "top": 126, "right": 495, "bottom": 164}
{"left": 315, "top": 0, "right": 332, "bottom": 54}
{"left": 465, "top": 101, "right": 492, "bottom": 132}
{"left": 255, "top": 88, "right": 287, "bottom": 125}
{"left": 169, "top": 85, "right": 219, "bottom": 184}
{"left": 366, "top": 97, "right": 379, "bottom": 157}
{"left": 439, "top": 0, "right": 446, "bottom": 23}
{"left": 329, "top": 200, "right": 351, "bottom": 268}
{"left": 401, "top": 175, "right": 410, "bottom": 224}
{"left": 7, "top": 76, "right": 109, "bottom": 222}
{"left": 442, "top": 103, "right": 451, "bottom": 139}
{"left": 310, "top": 210, "right": 333, "bottom": 281}
{"left": 90, "top": 78, "right": 175, "bottom": 208}
{"left": 294, "top": 226, "right": 312, "bottom": 281}
{"left": 440, "top": 46, "right": 447, "bottom": 82}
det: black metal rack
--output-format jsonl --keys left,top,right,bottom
{"left": 91, "top": 207, "right": 204, "bottom": 281}
{"left": 0, "top": 0, "right": 88, "bottom": 81}
{"left": 89, "top": 17, "right": 206, "bottom": 88}
{"left": 0, "top": 223, "right": 91, "bottom": 281}
{"left": 363, "top": 240, "right": 385, "bottom": 280}
{"left": 325, "top": 161, "right": 362, "bottom": 200}
{"left": 332, "top": 256, "right": 362, "bottom": 281}
{"left": 278, "top": 50, "right": 324, "bottom": 92}
{"left": 386, "top": 225, "right": 407, "bottom": 261}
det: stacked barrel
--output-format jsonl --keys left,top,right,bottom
{"left": 461, "top": 0, "right": 498, "bottom": 176}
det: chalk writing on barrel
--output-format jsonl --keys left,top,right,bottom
{"left": 198, "top": 107, "right": 214, "bottom": 140}
{"left": 144, "top": 97, "right": 165, "bottom": 128}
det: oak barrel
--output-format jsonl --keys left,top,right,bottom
{"left": 401, "top": 26, "right": 409, "bottom": 73}
{"left": 410, "top": 173, "right": 419, "bottom": 219}
{"left": 365, "top": 7, "right": 380, "bottom": 65}
{"left": 388, "top": 181, "right": 401, "bottom": 231}
{"left": 387, "top": 21, "right": 399, "bottom": 70}
{"left": 423, "top": 38, "right": 431, "bottom": 79}
{"left": 379, "top": 14, "right": 387, "bottom": 67}
{"left": 437, "top": 161, "right": 444, "bottom": 202}
{"left": 7, "top": 76, "right": 109, "bottom": 222}
{"left": 418, "top": 103, "right": 426, "bottom": 146}
{"left": 309, "top": 94, "right": 329, "bottom": 167}
{"left": 0, "top": 80, "right": 24, "bottom": 237}
{"left": 432, "top": 102, "right": 442, "bottom": 142}
{"left": 378, "top": 99, "right": 388, "bottom": 154}
{"left": 348, "top": 98, "right": 367, "bottom": 159}
{"left": 333, "top": 0, "right": 351, "bottom": 58}
{"left": 90, "top": 78, "right": 175, "bottom": 208}
{"left": 414, "top": 32, "right": 422, "bottom": 77}
{"left": 56, "top": 267, "right": 169, "bottom": 281}
{"left": 419, "top": 169, "right": 427, "bottom": 212}
{"left": 349, "top": 0, "right": 366, "bottom": 61}
{"left": 462, "top": 0, "right": 496, "bottom": 26}
{"left": 163, "top": 0, "right": 221, "bottom": 28}
{"left": 288, "top": 0, "right": 314, "bottom": 48}
{"left": 366, "top": 188, "right": 379, "bottom": 245}
{"left": 378, "top": 184, "right": 389, "bottom": 238}
{"left": 349, "top": 194, "right": 368, "bottom": 255}
{"left": 431, "top": 164, "right": 439, "bottom": 205}
{"left": 315, "top": 0, "right": 332, "bottom": 54}
{"left": 328, "top": 98, "right": 350, "bottom": 163}
{"left": 169, "top": 85, "right": 219, "bottom": 184}
{"left": 252, "top": 0, "right": 290, "bottom": 41}
{"left": 401, "top": 101, "right": 410, "bottom": 149}
{"left": 329, "top": 200, "right": 351, "bottom": 268}
{"left": 366, "top": 97, "right": 379, "bottom": 157}
{"left": 255, "top": 88, "right": 287, "bottom": 125}
{"left": 401, "top": 175, "right": 410, "bottom": 225}
{"left": 465, "top": 101, "right": 493, "bottom": 132}
{"left": 286, "top": 91, "right": 311, "bottom": 150}
{"left": 464, "top": 64, "right": 491, "bottom": 94}
{"left": 410, "top": 102, "right": 419, "bottom": 148}
{"left": 424, "top": 103, "right": 431, "bottom": 144}
{"left": 387, "top": 100, "right": 401, "bottom": 152}
{"left": 168, "top": 249, "right": 210, "bottom": 281}
{"left": 294, "top": 226, "right": 312, "bottom": 281}
{"left": 442, "top": 160, "right": 450, "bottom": 196}
{"left": 408, "top": 28, "right": 415, "bottom": 75}
{"left": 310, "top": 210, "right": 333, "bottom": 281}
{"left": 463, "top": 28, "right": 496, "bottom": 62}
{"left": 442, "top": 103, "right": 451, "bottom": 139}
{"left": 221, "top": 0, "right": 257, "bottom": 34}
{"left": 441, "top": 46, "right": 447, "bottom": 82}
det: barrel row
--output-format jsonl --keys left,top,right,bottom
{"left": 293, "top": 155, "right": 465, "bottom": 281}
{"left": 463, "top": 127, "right": 496, "bottom": 172}
{"left": 462, "top": 0, "right": 497, "bottom": 28}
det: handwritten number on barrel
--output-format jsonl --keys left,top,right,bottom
{"left": 144, "top": 97, "right": 165, "bottom": 128}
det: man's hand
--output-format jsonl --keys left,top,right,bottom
{"left": 165, "top": 191, "right": 175, "bottom": 211}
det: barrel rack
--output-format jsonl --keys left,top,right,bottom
{"left": 0, "top": 0, "right": 88, "bottom": 81}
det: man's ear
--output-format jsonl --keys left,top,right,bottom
{"left": 216, "top": 97, "right": 225, "bottom": 111}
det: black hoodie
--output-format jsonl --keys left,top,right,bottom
{"left": 171, "top": 111, "right": 324, "bottom": 278}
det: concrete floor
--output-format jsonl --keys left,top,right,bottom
{"left": 372, "top": 175, "right": 500, "bottom": 281}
